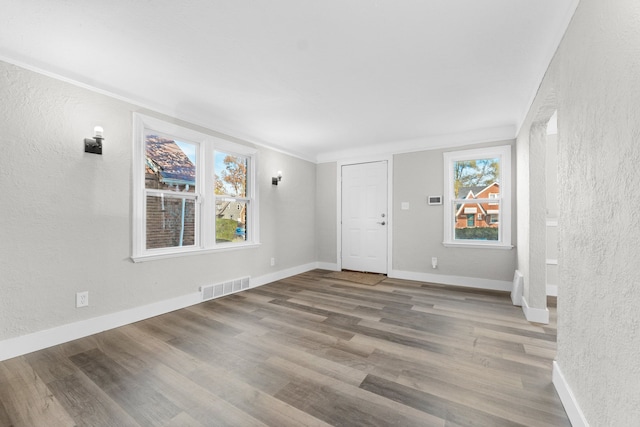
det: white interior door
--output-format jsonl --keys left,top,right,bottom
{"left": 341, "top": 161, "right": 388, "bottom": 274}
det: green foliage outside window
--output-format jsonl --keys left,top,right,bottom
{"left": 216, "top": 218, "right": 239, "bottom": 242}
{"left": 455, "top": 227, "right": 499, "bottom": 241}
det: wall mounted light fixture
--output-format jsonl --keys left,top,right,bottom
{"left": 272, "top": 170, "right": 283, "bottom": 185}
{"left": 84, "top": 126, "right": 104, "bottom": 155}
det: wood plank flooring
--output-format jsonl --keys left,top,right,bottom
{"left": 0, "top": 270, "right": 570, "bottom": 426}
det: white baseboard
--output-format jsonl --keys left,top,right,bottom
{"left": 250, "top": 262, "right": 321, "bottom": 287}
{"left": 553, "top": 361, "right": 589, "bottom": 426}
{"left": 547, "top": 284, "right": 558, "bottom": 297}
{"left": 511, "top": 270, "right": 524, "bottom": 306}
{"left": 388, "top": 270, "right": 512, "bottom": 292}
{"left": 0, "top": 262, "right": 323, "bottom": 362}
{"left": 0, "top": 291, "right": 202, "bottom": 362}
{"left": 315, "top": 262, "right": 340, "bottom": 271}
{"left": 521, "top": 296, "right": 550, "bottom": 324}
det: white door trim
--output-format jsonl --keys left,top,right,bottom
{"left": 336, "top": 155, "right": 393, "bottom": 274}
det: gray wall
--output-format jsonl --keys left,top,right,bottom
{"left": 314, "top": 140, "right": 517, "bottom": 285}
{"left": 0, "top": 61, "right": 317, "bottom": 341}
{"left": 393, "top": 141, "right": 516, "bottom": 282}
{"left": 518, "top": 0, "right": 640, "bottom": 423}
{"left": 315, "top": 162, "right": 337, "bottom": 264}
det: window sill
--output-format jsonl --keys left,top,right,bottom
{"left": 131, "top": 242, "right": 261, "bottom": 263}
{"left": 442, "top": 242, "right": 514, "bottom": 250}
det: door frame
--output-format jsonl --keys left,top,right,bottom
{"left": 336, "top": 155, "right": 393, "bottom": 273}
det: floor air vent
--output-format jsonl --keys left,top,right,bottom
{"left": 202, "top": 285, "right": 214, "bottom": 300}
{"left": 200, "top": 276, "right": 251, "bottom": 301}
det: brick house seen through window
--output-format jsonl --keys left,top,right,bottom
{"left": 455, "top": 182, "right": 500, "bottom": 233}
{"left": 145, "top": 135, "right": 197, "bottom": 250}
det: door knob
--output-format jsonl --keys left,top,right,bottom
{"left": 377, "top": 221, "right": 386, "bottom": 225}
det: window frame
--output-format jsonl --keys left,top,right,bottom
{"left": 443, "top": 145, "right": 512, "bottom": 249}
{"left": 132, "top": 113, "right": 259, "bottom": 262}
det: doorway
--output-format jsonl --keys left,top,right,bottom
{"left": 340, "top": 161, "right": 388, "bottom": 274}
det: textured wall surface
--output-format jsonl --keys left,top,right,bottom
{"left": 392, "top": 141, "right": 517, "bottom": 282}
{"left": 545, "top": 133, "right": 558, "bottom": 219}
{"left": 518, "top": 96, "right": 558, "bottom": 311}
{"left": 530, "top": 123, "right": 551, "bottom": 309}
{"left": 519, "top": 0, "right": 640, "bottom": 423}
{"left": 516, "top": 121, "right": 531, "bottom": 299}
{"left": 0, "top": 61, "right": 317, "bottom": 341}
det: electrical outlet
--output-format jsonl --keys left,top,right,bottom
{"left": 270, "top": 257, "right": 275, "bottom": 266}
{"left": 76, "top": 291, "right": 89, "bottom": 308}
{"left": 431, "top": 257, "right": 438, "bottom": 269}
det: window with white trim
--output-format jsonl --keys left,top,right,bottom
{"left": 214, "top": 151, "right": 250, "bottom": 243}
{"left": 132, "top": 114, "right": 258, "bottom": 261}
{"left": 443, "top": 145, "right": 512, "bottom": 249}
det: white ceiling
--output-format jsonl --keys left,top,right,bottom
{"left": 0, "top": 0, "right": 577, "bottom": 162}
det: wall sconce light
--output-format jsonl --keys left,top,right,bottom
{"left": 84, "top": 126, "right": 104, "bottom": 155}
{"left": 272, "top": 170, "right": 283, "bottom": 185}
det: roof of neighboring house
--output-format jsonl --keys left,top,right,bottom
{"left": 145, "top": 135, "right": 195, "bottom": 187}
{"left": 458, "top": 182, "right": 500, "bottom": 199}
{"left": 474, "top": 182, "right": 500, "bottom": 198}
{"left": 458, "top": 186, "right": 487, "bottom": 199}
{"left": 455, "top": 182, "right": 500, "bottom": 216}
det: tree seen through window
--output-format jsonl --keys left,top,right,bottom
{"left": 215, "top": 152, "right": 249, "bottom": 243}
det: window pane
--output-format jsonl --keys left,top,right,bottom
{"left": 454, "top": 201, "right": 500, "bottom": 241}
{"left": 215, "top": 199, "right": 247, "bottom": 243}
{"left": 146, "top": 194, "right": 195, "bottom": 249}
{"left": 145, "top": 134, "right": 197, "bottom": 192}
{"left": 453, "top": 157, "right": 499, "bottom": 198}
{"left": 215, "top": 152, "right": 247, "bottom": 197}
{"left": 452, "top": 156, "right": 501, "bottom": 241}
